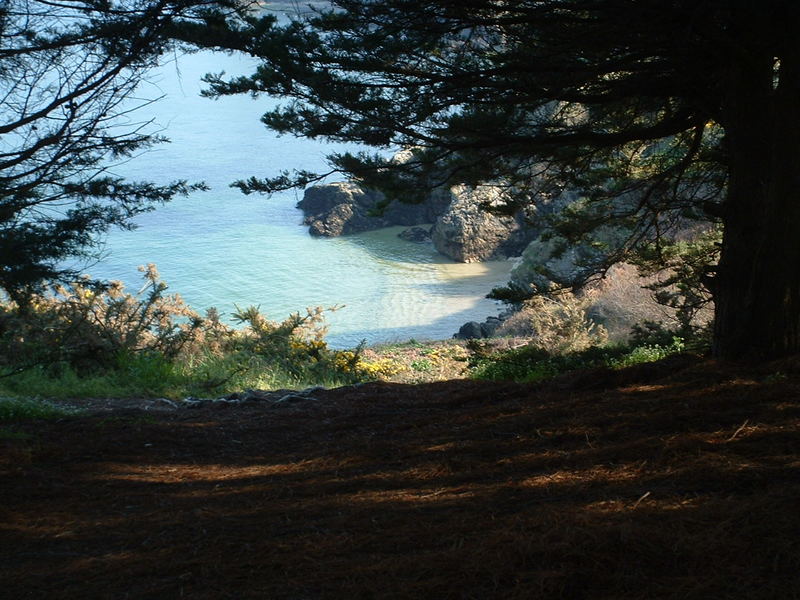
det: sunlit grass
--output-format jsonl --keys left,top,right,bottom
{"left": 0, "top": 351, "right": 356, "bottom": 401}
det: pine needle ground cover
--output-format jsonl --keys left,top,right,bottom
{"left": 1, "top": 356, "right": 798, "bottom": 599}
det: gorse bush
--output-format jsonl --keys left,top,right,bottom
{"left": 497, "top": 290, "right": 608, "bottom": 354}
{"left": 0, "top": 264, "right": 208, "bottom": 374}
{"left": 223, "top": 304, "right": 379, "bottom": 386}
{"left": 334, "top": 350, "right": 405, "bottom": 379}
{"left": 229, "top": 304, "right": 338, "bottom": 380}
{"left": 0, "top": 266, "right": 375, "bottom": 398}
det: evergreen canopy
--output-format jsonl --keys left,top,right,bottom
{"left": 0, "top": 0, "right": 248, "bottom": 303}
{"left": 198, "top": 0, "right": 800, "bottom": 359}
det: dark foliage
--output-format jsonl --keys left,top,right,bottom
{"left": 0, "top": 0, "right": 249, "bottom": 303}
{"left": 188, "top": 1, "right": 800, "bottom": 359}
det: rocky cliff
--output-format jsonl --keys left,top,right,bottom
{"left": 297, "top": 182, "right": 448, "bottom": 237}
{"left": 430, "top": 185, "right": 537, "bottom": 263}
{"left": 297, "top": 181, "right": 539, "bottom": 262}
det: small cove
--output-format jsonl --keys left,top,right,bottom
{"left": 85, "top": 48, "right": 513, "bottom": 348}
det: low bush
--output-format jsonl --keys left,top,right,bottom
{"left": 497, "top": 290, "right": 608, "bottom": 353}
{"left": 0, "top": 265, "right": 703, "bottom": 398}
{"left": 469, "top": 336, "right": 687, "bottom": 383}
{"left": 0, "top": 267, "right": 383, "bottom": 399}
{"left": 608, "top": 337, "right": 686, "bottom": 368}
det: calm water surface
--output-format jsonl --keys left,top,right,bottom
{"left": 89, "top": 49, "right": 512, "bottom": 347}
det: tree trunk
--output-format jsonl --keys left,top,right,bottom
{"left": 714, "top": 19, "right": 800, "bottom": 359}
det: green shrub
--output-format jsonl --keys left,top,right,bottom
{"left": 470, "top": 336, "right": 686, "bottom": 383}
{"left": 0, "top": 266, "right": 374, "bottom": 398}
{"left": 410, "top": 358, "right": 434, "bottom": 372}
{"left": 609, "top": 337, "right": 685, "bottom": 368}
{"left": 495, "top": 290, "right": 608, "bottom": 353}
{"left": 469, "top": 345, "right": 554, "bottom": 382}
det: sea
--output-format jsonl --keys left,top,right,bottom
{"left": 83, "top": 14, "right": 513, "bottom": 348}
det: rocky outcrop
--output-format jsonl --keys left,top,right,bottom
{"left": 430, "top": 185, "right": 537, "bottom": 262}
{"left": 297, "top": 182, "right": 383, "bottom": 236}
{"left": 183, "top": 386, "right": 326, "bottom": 409}
{"left": 299, "top": 180, "right": 541, "bottom": 262}
{"left": 454, "top": 310, "right": 514, "bottom": 340}
{"left": 297, "top": 181, "right": 447, "bottom": 237}
{"left": 509, "top": 223, "right": 628, "bottom": 293}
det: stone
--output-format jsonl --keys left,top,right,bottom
{"left": 398, "top": 226, "right": 432, "bottom": 242}
{"left": 431, "top": 185, "right": 537, "bottom": 262}
{"left": 297, "top": 181, "right": 448, "bottom": 237}
{"left": 181, "top": 388, "right": 324, "bottom": 409}
{"left": 298, "top": 178, "right": 541, "bottom": 263}
{"left": 274, "top": 393, "right": 314, "bottom": 405}
{"left": 148, "top": 398, "right": 178, "bottom": 410}
{"left": 509, "top": 225, "right": 625, "bottom": 293}
{"left": 183, "top": 397, "right": 211, "bottom": 409}
{"left": 480, "top": 317, "right": 503, "bottom": 338}
{"left": 297, "top": 182, "right": 385, "bottom": 236}
{"left": 300, "top": 385, "right": 326, "bottom": 395}
{"left": 455, "top": 321, "right": 484, "bottom": 339}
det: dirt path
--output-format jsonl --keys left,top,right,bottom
{"left": 2, "top": 358, "right": 799, "bottom": 599}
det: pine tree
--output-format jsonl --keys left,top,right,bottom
{"left": 0, "top": 0, "right": 248, "bottom": 304}
{"left": 193, "top": 1, "right": 800, "bottom": 359}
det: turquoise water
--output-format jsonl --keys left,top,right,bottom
{"left": 86, "top": 49, "right": 512, "bottom": 348}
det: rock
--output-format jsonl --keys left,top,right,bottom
{"left": 147, "top": 398, "right": 178, "bottom": 410}
{"left": 431, "top": 185, "right": 537, "bottom": 262}
{"left": 274, "top": 393, "right": 311, "bottom": 405}
{"left": 398, "top": 226, "right": 432, "bottom": 242}
{"left": 183, "top": 397, "right": 210, "bottom": 409}
{"left": 298, "top": 179, "right": 542, "bottom": 263}
{"left": 455, "top": 321, "right": 484, "bottom": 339}
{"left": 298, "top": 182, "right": 379, "bottom": 216}
{"left": 299, "top": 184, "right": 385, "bottom": 236}
{"left": 180, "top": 387, "right": 325, "bottom": 410}
{"left": 507, "top": 190, "right": 650, "bottom": 294}
{"left": 480, "top": 317, "right": 503, "bottom": 338}
{"left": 237, "top": 389, "right": 277, "bottom": 404}
{"left": 509, "top": 224, "right": 626, "bottom": 293}
{"left": 297, "top": 181, "right": 447, "bottom": 237}
{"left": 300, "top": 385, "right": 327, "bottom": 395}
{"left": 454, "top": 311, "right": 513, "bottom": 340}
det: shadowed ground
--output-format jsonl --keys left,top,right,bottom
{"left": 2, "top": 356, "right": 799, "bottom": 599}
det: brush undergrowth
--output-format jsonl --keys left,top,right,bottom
{"left": 0, "top": 266, "right": 393, "bottom": 400}
{"left": 468, "top": 290, "right": 700, "bottom": 383}
{"left": 0, "top": 265, "right": 702, "bottom": 399}
{"left": 469, "top": 336, "right": 687, "bottom": 383}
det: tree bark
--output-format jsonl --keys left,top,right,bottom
{"left": 714, "top": 14, "right": 800, "bottom": 359}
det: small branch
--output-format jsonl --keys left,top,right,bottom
{"left": 727, "top": 419, "right": 750, "bottom": 442}
{"left": 632, "top": 491, "right": 651, "bottom": 509}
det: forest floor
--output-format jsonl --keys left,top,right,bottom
{"left": 1, "top": 354, "right": 799, "bottom": 599}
